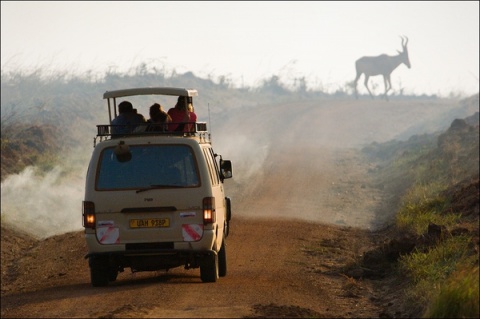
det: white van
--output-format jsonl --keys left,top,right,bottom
{"left": 82, "top": 87, "right": 233, "bottom": 286}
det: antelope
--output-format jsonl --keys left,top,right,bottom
{"left": 353, "top": 36, "right": 410, "bottom": 100}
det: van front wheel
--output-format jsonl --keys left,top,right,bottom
{"left": 200, "top": 253, "right": 218, "bottom": 282}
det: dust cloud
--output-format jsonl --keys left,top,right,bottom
{"left": 0, "top": 109, "right": 97, "bottom": 238}
{"left": 213, "top": 97, "right": 477, "bottom": 228}
{"left": 1, "top": 96, "right": 476, "bottom": 237}
{"left": 1, "top": 153, "right": 88, "bottom": 239}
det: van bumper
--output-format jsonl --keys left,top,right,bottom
{"left": 85, "top": 248, "right": 217, "bottom": 272}
{"left": 84, "top": 248, "right": 216, "bottom": 259}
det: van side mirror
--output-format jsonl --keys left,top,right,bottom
{"left": 220, "top": 159, "right": 232, "bottom": 181}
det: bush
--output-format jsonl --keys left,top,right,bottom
{"left": 423, "top": 265, "right": 479, "bottom": 318}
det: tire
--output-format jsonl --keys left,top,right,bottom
{"left": 89, "top": 256, "right": 109, "bottom": 287}
{"left": 225, "top": 197, "right": 232, "bottom": 237}
{"left": 218, "top": 240, "right": 227, "bottom": 277}
{"left": 108, "top": 267, "right": 118, "bottom": 282}
{"left": 200, "top": 253, "right": 218, "bottom": 283}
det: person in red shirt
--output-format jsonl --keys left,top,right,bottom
{"left": 167, "top": 96, "right": 197, "bottom": 132}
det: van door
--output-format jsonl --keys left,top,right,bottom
{"left": 202, "top": 147, "right": 226, "bottom": 248}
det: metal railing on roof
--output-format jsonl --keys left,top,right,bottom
{"left": 93, "top": 122, "right": 210, "bottom": 146}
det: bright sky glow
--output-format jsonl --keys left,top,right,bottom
{"left": 1, "top": 1, "right": 479, "bottom": 96}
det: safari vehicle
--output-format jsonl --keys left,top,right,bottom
{"left": 82, "top": 87, "right": 233, "bottom": 286}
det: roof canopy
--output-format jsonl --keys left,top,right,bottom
{"left": 103, "top": 87, "right": 198, "bottom": 99}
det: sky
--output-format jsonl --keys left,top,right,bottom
{"left": 1, "top": 1, "right": 479, "bottom": 97}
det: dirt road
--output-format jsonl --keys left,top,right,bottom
{"left": 2, "top": 97, "right": 475, "bottom": 318}
{"left": 2, "top": 145, "right": 390, "bottom": 318}
{"left": 1, "top": 218, "right": 386, "bottom": 318}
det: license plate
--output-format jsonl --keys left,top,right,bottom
{"left": 129, "top": 218, "right": 170, "bottom": 228}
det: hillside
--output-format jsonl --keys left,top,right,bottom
{"left": 1, "top": 69, "right": 478, "bottom": 317}
{"left": 1, "top": 104, "right": 478, "bottom": 318}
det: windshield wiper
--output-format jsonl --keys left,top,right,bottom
{"left": 136, "top": 184, "right": 183, "bottom": 193}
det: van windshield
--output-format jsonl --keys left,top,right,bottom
{"left": 96, "top": 145, "right": 199, "bottom": 190}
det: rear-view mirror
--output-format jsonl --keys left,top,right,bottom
{"left": 220, "top": 159, "right": 232, "bottom": 180}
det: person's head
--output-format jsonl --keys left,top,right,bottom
{"left": 176, "top": 96, "right": 195, "bottom": 113}
{"left": 150, "top": 103, "right": 169, "bottom": 123}
{"left": 149, "top": 103, "right": 161, "bottom": 119}
{"left": 118, "top": 101, "right": 133, "bottom": 114}
{"left": 175, "top": 96, "right": 187, "bottom": 110}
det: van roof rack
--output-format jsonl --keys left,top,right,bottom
{"left": 103, "top": 87, "right": 199, "bottom": 126}
{"left": 95, "top": 87, "right": 209, "bottom": 147}
{"left": 93, "top": 122, "right": 211, "bottom": 147}
{"left": 103, "top": 87, "right": 198, "bottom": 99}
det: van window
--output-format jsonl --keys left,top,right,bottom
{"left": 209, "top": 148, "right": 221, "bottom": 183}
{"left": 203, "top": 148, "right": 219, "bottom": 186}
{"left": 96, "top": 145, "right": 199, "bottom": 190}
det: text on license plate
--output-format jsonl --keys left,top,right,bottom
{"left": 129, "top": 218, "right": 170, "bottom": 228}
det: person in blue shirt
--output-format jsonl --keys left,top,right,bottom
{"left": 111, "top": 101, "right": 145, "bottom": 135}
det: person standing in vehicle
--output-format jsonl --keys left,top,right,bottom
{"left": 167, "top": 96, "right": 197, "bottom": 132}
{"left": 111, "top": 101, "right": 145, "bottom": 135}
